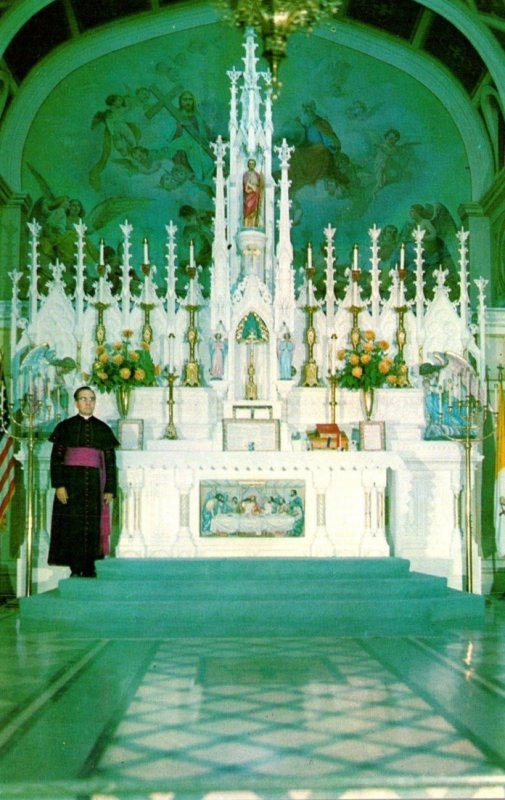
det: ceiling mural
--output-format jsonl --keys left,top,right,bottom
{"left": 21, "top": 21, "right": 470, "bottom": 300}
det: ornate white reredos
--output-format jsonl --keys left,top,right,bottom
{"left": 10, "top": 28, "right": 487, "bottom": 416}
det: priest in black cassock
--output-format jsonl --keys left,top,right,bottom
{"left": 48, "top": 386, "right": 119, "bottom": 577}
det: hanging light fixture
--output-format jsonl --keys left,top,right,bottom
{"left": 220, "top": 0, "right": 342, "bottom": 95}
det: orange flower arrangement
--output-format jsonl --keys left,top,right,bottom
{"left": 336, "top": 330, "right": 400, "bottom": 390}
{"left": 84, "top": 329, "right": 161, "bottom": 393}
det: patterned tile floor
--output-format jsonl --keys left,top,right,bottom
{"left": 1, "top": 597, "right": 505, "bottom": 799}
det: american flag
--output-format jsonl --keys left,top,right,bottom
{"left": 0, "top": 366, "right": 15, "bottom": 524}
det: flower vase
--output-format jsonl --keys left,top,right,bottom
{"left": 360, "top": 387, "right": 374, "bottom": 421}
{"left": 116, "top": 385, "right": 132, "bottom": 418}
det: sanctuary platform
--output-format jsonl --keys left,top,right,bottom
{"left": 19, "top": 557, "right": 485, "bottom": 638}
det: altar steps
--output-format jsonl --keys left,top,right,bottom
{"left": 20, "top": 557, "right": 485, "bottom": 638}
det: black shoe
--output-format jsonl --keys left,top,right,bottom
{"left": 70, "top": 571, "right": 82, "bottom": 577}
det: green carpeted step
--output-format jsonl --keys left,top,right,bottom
{"left": 19, "top": 556, "right": 485, "bottom": 638}
{"left": 56, "top": 573, "right": 449, "bottom": 601}
{"left": 94, "top": 556, "right": 412, "bottom": 581}
{"left": 20, "top": 590, "right": 484, "bottom": 638}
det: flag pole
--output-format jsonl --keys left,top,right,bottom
{"left": 0, "top": 380, "right": 54, "bottom": 597}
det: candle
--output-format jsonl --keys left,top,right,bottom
{"left": 308, "top": 274, "right": 315, "bottom": 306}
{"left": 143, "top": 237, "right": 149, "bottom": 265}
{"left": 353, "top": 243, "right": 359, "bottom": 271}
{"left": 398, "top": 269, "right": 405, "bottom": 305}
{"left": 307, "top": 243, "right": 312, "bottom": 269}
{"left": 168, "top": 334, "right": 175, "bottom": 371}
{"left": 99, "top": 238, "right": 105, "bottom": 266}
{"left": 189, "top": 240, "right": 195, "bottom": 268}
{"left": 400, "top": 242, "right": 405, "bottom": 270}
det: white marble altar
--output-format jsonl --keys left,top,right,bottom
{"left": 10, "top": 30, "right": 488, "bottom": 596}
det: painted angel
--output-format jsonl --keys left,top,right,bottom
{"left": 26, "top": 163, "right": 151, "bottom": 276}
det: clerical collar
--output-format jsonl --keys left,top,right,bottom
{"left": 79, "top": 414, "right": 93, "bottom": 419}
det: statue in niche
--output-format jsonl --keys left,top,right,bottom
{"left": 209, "top": 333, "right": 227, "bottom": 380}
{"left": 278, "top": 332, "right": 294, "bottom": 380}
{"left": 242, "top": 158, "right": 264, "bottom": 228}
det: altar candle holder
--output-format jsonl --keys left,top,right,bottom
{"left": 94, "top": 264, "right": 109, "bottom": 345}
{"left": 349, "top": 304, "right": 363, "bottom": 350}
{"left": 394, "top": 266, "right": 410, "bottom": 387}
{"left": 327, "top": 334, "right": 338, "bottom": 424}
{"left": 140, "top": 262, "right": 154, "bottom": 345}
{"left": 300, "top": 265, "right": 322, "bottom": 387}
{"left": 164, "top": 369, "right": 178, "bottom": 439}
{"left": 183, "top": 268, "right": 202, "bottom": 387}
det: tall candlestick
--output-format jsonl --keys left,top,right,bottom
{"left": 142, "top": 275, "right": 150, "bottom": 304}
{"left": 352, "top": 278, "right": 358, "bottom": 307}
{"left": 189, "top": 275, "right": 195, "bottom": 305}
{"left": 99, "top": 238, "right": 105, "bottom": 266}
{"left": 143, "top": 237, "right": 149, "bottom": 265}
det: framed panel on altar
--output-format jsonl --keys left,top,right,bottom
{"left": 118, "top": 418, "right": 144, "bottom": 450}
{"left": 200, "top": 479, "right": 305, "bottom": 537}
{"left": 359, "top": 420, "right": 385, "bottom": 451}
{"left": 223, "top": 418, "right": 280, "bottom": 451}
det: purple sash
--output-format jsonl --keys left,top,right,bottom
{"left": 63, "top": 446, "right": 111, "bottom": 556}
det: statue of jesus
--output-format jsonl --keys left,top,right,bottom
{"left": 242, "top": 158, "right": 264, "bottom": 228}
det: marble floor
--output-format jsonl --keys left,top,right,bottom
{"left": 1, "top": 595, "right": 505, "bottom": 800}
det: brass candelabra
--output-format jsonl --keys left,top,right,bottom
{"left": 183, "top": 304, "right": 202, "bottom": 386}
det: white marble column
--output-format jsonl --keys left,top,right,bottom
{"left": 171, "top": 467, "right": 197, "bottom": 557}
{"left": 116, "top": 468, "right": 147, "bottom": 557}
{"left": 310, "top": 469, "right": 334, "bottom": 556}
{"left": 360, "top": 468, "right": 390, "bottom": 557}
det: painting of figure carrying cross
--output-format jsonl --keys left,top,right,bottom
{"left": 242, "top": 158, "right": 264, "bottom": 229}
